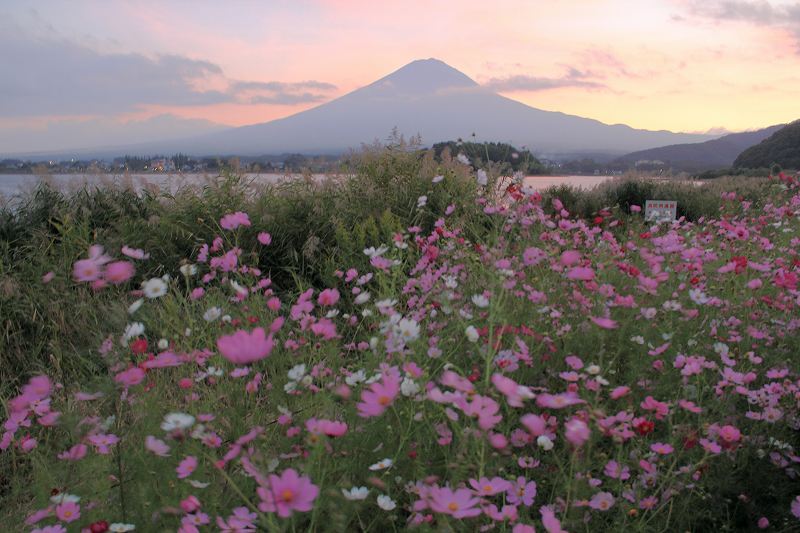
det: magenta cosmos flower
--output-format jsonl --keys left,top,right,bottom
{"left": 428, "top": 486, "right": 482, "bottom": 518}
{"left": 220, "top": 211, "right": 251, "bottom": 230}
{"left": 356, "top": 369, "right": 400, "bottom": 418}
{"left": 216, "top": 327, "right": 275, "bottom": 365}
{"left": 257, "top": 468, "right": 319, "bottom": 517}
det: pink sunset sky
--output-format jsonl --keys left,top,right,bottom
{"left": 2, "top": 0, "right": 800, "bottom": 151}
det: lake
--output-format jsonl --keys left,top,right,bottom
{"left": 0, "top": 172, "right": 618, "bottom": 199}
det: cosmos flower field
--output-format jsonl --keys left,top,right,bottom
{"left": 2, "top": 161, "right": 800, "bottom": 532}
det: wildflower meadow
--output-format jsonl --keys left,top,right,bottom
{"left": 2, "top": 150, "right": 800, "bottom": 532}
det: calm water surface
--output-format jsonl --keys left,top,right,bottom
{"left": 0, "top": 172, "right": 617, "bottom": 199}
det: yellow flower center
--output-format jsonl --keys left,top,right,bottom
{"left": 282, "top": 489, "right": 294, "bottom": 502}
{"left": 448, "top": 502, "right": 459, "bottom": 512}
{"left": 378, "top": 395, "right": 391, "bottom": 406}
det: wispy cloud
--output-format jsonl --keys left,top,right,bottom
{"left": 686, "top": 1, "right": 800, "bottom": 49}
{"left": 482, "top": 68, "right": 605, "bottom": 92}
{"left": 0, "top": 32, "right": 337, "bottom": 118}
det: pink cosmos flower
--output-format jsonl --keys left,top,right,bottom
{"left": 650, "top": 442, "right": 674, "bottom": 455}
{"left": 42, "top": 271, "right": 55, "bottom": 284}
{"left": 357, "top": 368, "right": 400, "bottom": 418}
{"left": 55, "top": 500, "right": 80, "bottom": 522}
{"left": 566, "top": 266, "right": 595, "bottom": 281}
{"left": 217, "top": 507, "right": 258, "bottom": 531}
{"left": 610, "top": 386, "right": 630, "bottom": 399}
{"left": 536, "top": 392, "right": 585, "bottom": 409}
{"left": 590, "top": 316, "right": 619, "bottom": 329}
{"left": 257, "top": 232, "right": 272, "bottom": 245}
{"left": 104, "top": 260, "right": 135, "bottom": 284}
{"left": 718, "top": 425, "right": 741, "bottom": 444}
{"left": 257, "top": 468, "right": 319, "bottom": 517}
{"left": 317, "top": 288, "right": 340, "bottom": 307}
{"left": 520, "top": 413, "right": 548, "bottom": 437}
{"left": 305, "top": 418, "right": 348, "bottom": 437}
{"left": 114, "top": 366, "right": 146, "bottom": 387}
{"left": 492, "top": 373, "right": 532, "bottom": 407}
{"left": 469, "top": 477, "right": 511, "bottom": 496}
{"left": 560, "top": 250, "right": 581, "bottom": 266}
{"left": 217, "top": 328, "right": 275, "bottom": 365}
{"left": 87, "top": 433, "right": 119, "bottom": 454}
{"left": 428, "top": 486, "right": 482, "bottom": 518}
{"left": 146, "top": 435, "right": 171, "bottom": 456}
{"left": 506, "top": 477, "right": 537, "bottom": 506}
{"left": 791, "top": 496, "right": 800, "bottom": 519}
{"left": 220, "top": 211, "right": 251, "bottom": 230}
{"left": 121, "top": 245, "right": 150, "bottom": 260}
{"left": 73, "top": 258, "right": 103, "bottom": 282}
{"left": 564, "top": 418, "right": 590, "bottom": 447}
{"left": 177, "top": 455, "right": 198, "bottom": 479}
{"left": 541, "top": 506, "right": 566, "bottom": 533}
{"left": 57, "top": 443, "right": 87, "bottom": 461}
{"left": 589, "top": 492, "right": 615, "bottom": 511}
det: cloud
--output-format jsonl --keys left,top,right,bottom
{"left": 482, "top": 68, "right": 605, "bottom": 92}
{"left": 0, "top": 32, "right": 337, "bottom": 118}
{"left": 0, "top": 114, "right": 227, "bottom": 154}
{"left": 686, "top": 1, "right": 800, "bottom": 48}
{"left": 228, "top": 80, "right": 338, "bottom": 105}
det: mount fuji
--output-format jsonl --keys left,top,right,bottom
{"left": 11, "top": 59, "right": 715, "bottom": 158}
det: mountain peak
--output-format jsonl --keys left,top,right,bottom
{"left": 362, "top": 58, "right": 478, "bottom": 97}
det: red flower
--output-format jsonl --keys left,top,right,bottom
{"left": 130, "top": 338, "right": 148, "bottom": 354}
{"left": 593, "top": 216, "right": 604, "bottom": 225}
{"left": 635, "top": 419, "right": 655, "bottom": 436}
{"left": 639, "top": 232, "right": 651, "bottom": 239}
{"left": 89, "top": 521, "right": 110, "bottom": 533}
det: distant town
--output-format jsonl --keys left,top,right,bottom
{"left": 0, "top": 153, "right": 343, "bottom": 175}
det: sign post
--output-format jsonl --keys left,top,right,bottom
{"left": 644, "top": 200, "right": 677, "bottom": 222}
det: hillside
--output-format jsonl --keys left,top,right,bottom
{"left": 614, "top": 124, "right": 784, "bottom": 171}
{"left": 734, "top": 120, "right": 800, "bottom": 170}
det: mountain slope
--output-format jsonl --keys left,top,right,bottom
{"left": 734, "top": 120, "right": 800, "bottom": 170}
{"left": 5, "top": 59, "right": 714, "bottom": 159}
{"left": 613, "top": 124, "right": 785, "bottom": 171}
{"left": 134, "top": 59, "right": 711, "bottom": 156}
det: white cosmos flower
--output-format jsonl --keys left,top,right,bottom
{"left": 586, "top": 364, "right": 601, "bottom": 375}
{"left": 203, "top": 307, "right": 222, "bottom": 322}
{"left": 417, "top": 195, "right": 428, "bottom": 208}
{"left": 231, "top": 280, "right": 248, "bottom": 296}
{"left": 377, "top": 494, "right": 397, "bottom": 511}
{"left": 354, "top": 291, "right": 371, "bottom": 305}
{"left": 369, "top": 458, "right": 393, "bottom": 471}
{"left": 179, "top": 264, "right": 197, "bottom": 276}
{"left": 432, "top": 174, "right": 444, "bottom": 183}
{"left": 142, "top": 278, "right": 168, "bottom": 299}
{"left": 471, "top": 294, "right": 489, "bottom": 308}
{"left": 363, "top": 246, "right": 389, "bottom": 259}
{"left": 396, "top": 318, "right": 420, "bottom": 343}
{"left": 109, "top": 524, "right": 137, "bottom": 532}
{"left": 50, "top": 493, "right": 80, "bottom": 504}
{"left": 127, "top": 299, "right": 144, "bottom": 315}
{"left": 477, "top": 169, "right": 488, "bottom": 186}
{"left": 537, "top": 435, "right": 554, "bottom": 451}
{"left": 400, "top": 378, "right": 420, "bottom": 397}
{"left": 123, "top": 322, "right": 145, "bottom": 340}
{"left": 187, "top": 480, "right": 210, "bottom": 489}
{"left": 341, "top": 486, "right": 369, "bottom": 501}
{"left": 465, "top": 325, "right": 480, "bottom": 343}
{"left": 346, "top": 370, "right": 367, "bottom": 386}
{"left": 161, "top": 412, "right": 195, "bottom": 432}
{"left": 288, "top": 364, "right": 307, "bottom": 381}
{"left": 456, "top": 153, "right": 470, "bottom": 165}
{"left": 157, "top": 338, "right": 169, "bottom": 350}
